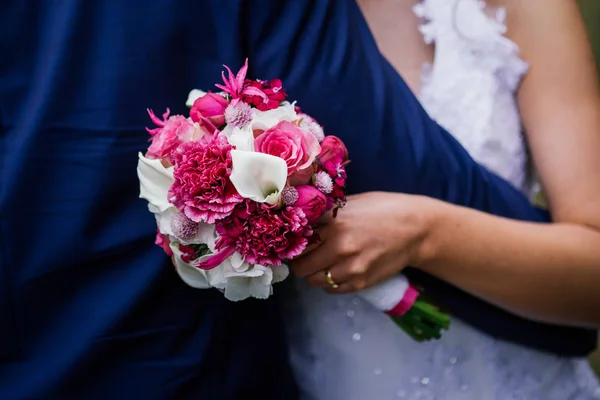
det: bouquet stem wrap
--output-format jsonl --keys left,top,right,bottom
{"left": 359, "top": 275, "right": 450, "bottom": 341}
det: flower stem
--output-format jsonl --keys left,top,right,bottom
{"left": 391, "top": 296, "right": 450, "bottom": 342}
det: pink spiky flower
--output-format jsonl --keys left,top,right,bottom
{"left": 216, "top": 59, "right": 270, "bottom": 104}
{"left": 215, "top": 59, "right": 248, "bottom": 98}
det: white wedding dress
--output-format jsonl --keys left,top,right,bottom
{"left": 283, "top": 1, "right": 600, "bottom": 399}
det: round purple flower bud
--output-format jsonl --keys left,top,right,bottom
{"left": 171, "top": 212, "right": 200, "bottom": 241}
{"left": 281, "top": 186, "right": 299, "bottom": 206}
{"left": 224, "top": 102, "right": 253, "bottom": 128}
{"left": 314, "top": 171, "right": 333, "bottom": 194}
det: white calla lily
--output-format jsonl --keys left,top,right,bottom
{"left": 186, "top": 89, "right": 207, "bottom": 108}
{"left": 171, "top": 243, "right": 211, "bottom": 289}
{"left": 154, "top": 207, "right": 177, "bottom": 236}
{"left": 137, "top": 153, "right": 174, "bottom": 212}
{"left": 229, "top": 150, "right": 287, "bottom": 205}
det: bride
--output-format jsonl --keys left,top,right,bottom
{"left": 284, "top": 0, "right": 600, "bottom": 398}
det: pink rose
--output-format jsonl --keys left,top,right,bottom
{"left": 146, "top": 109, "right": 200, "bottom": 161}
{"left": 168, "top": 135, "right": 243, "bottom": 224}
{"left": 254, "top": 121, "right": 321, "bottom": 175}
{"left": 294, "top": 185, "right": 328, "bottom": 225}
{"left": 318, "top": 135, "right": 348, "bottom": 164}
{"left": 190, "top": 93, "right": 229, "bottom": 131}
{"left": 289, "top": 165, "right": 314, "bottom": 187}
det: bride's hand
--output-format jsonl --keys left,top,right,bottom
{"left": 291, "top": 192, "right": 438, "bottom": 293}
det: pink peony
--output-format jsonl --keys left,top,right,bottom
{"left": 294, "top": 185, "right": 328, "bottom": 225}
{"left": 318, "top": 135, "right": 349, "bottom": 164}
{"left": 168, "top": 135, "right": 243, "bottom": 224}
{"left": 155, "top": 230, "right": 174, "bottom": 257}
{"left": 146, "top": 109, "right": 201, "bottom": 161}
{"left": 254, "top": 121, "right": 321, "bottom": 176}
{"left": 200, "top": 201, "right": 313, "bottom": 268}
{"left": 190, "top": 93, "right": 229, "bottom": 133}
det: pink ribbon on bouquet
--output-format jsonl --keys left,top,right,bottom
{"left": 358, "top": 274, "right": 418, "bottom": 317}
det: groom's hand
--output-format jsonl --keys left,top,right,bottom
{"left": 291, "top": 192, "right": 438, "bottom": 294}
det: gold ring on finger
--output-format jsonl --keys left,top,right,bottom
{"left": 325, "top": 269, "right": 339, "bottom": 289}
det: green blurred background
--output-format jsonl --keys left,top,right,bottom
{"left": 578, "top": 0, "right": 600, "bottom": 376}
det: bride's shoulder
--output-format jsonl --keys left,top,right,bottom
{"left": 485, "top": 0, "right": 585, "bottom": 49}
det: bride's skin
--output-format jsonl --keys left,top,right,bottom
{"left": 292, "top": 0, "right": 600, "bottom": 327}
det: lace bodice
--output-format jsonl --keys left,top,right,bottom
{"left": 284, "top": 1, "right": 600, "bottom": 399}
{"left": 415, "top": 0, "right": 530, "bottom": 192}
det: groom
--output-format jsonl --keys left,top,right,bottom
{"left": 0, "top": 1, "right": 585, "bottom": 399}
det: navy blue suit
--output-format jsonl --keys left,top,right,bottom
{"left": 0, "top": 1, "right": 594, "bottom": 399}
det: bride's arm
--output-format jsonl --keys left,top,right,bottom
{"left": 241, "top": 0, "right": 598, "bottom": 325}
{"left": 419, "top": 0, "right": 600, "bottom": 326}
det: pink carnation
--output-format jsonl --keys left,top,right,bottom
{"left": 168, "top": 135, "right": 243, "bottom": 224}
{"left": 201, "top": 201, "right": 312, "bottom": 268}
{"left": 146, "top": 109, "right": 200, "bottom": 161}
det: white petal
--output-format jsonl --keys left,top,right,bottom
{"left": 222, "top": 125, "right": 255, "bottom": 152}
{"left": 137, "top": 152, "right": 174, "bottom": 212}
{"left": 186, "top": 89, "right": 207, "bottom": 107}
{"left": 248, "top": 265, "right": 274, "bottom": 299}
{"left": 251, "top": 102, "right": 298, "bottom": 131}
{"left": 223, "top": 277, "right": 253, "bottom": 301}
{"left": 229, "top": 150, "right": 287, "bottom": 204}
{"left": 249, "top": 281, "right": 273, "bottom": 299}
{"left": 154, "top": 207, "right": 177, "bottom": 236}
{"left": 171, "top": 244, "right": 211, "bottom": 289}
{"left": 184, "top": 223, "right": 217, "bottom": 250}
{"left": 271, "top": 263, "right": 290, "bottom": 284}
{"left": 204, "top": 261, "right": 229, "bottom": 290}
{"left": 230, "top": 252, "right": 249, "bottom": 272}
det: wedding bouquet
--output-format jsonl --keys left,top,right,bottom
{"left": 137, "top": 60, "right": 449, "bottom": 341}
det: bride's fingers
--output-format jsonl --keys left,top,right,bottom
{"left": 296, "top": 223, "right": 331, "bottom": 257}
{"left": 305, "top": 259, "right": 358, "bottom": 288}
{"left": 306, "top": 269, "right": 336, "bottom": 288}
{"left": 317, "top": 210, "right": 334, "bottom": 226}
{"left": 323, "top": 274, "right": 371, "bottom": 294}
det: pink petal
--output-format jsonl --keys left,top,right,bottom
{"left": 235, "top": 59, "right": 249, "bottom": 88}
{"left": 197, "top": 246, "right": 236, "bottom": 270}
{"left": 147, "top": 108, "right": 169, "bottom": 128}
